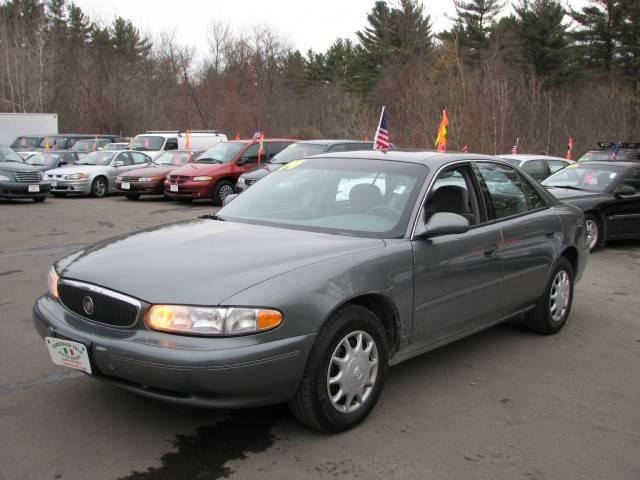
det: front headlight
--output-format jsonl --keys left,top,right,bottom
{"left": 0, "top": 173, "right": 11, "bottom": 181}
{"left": 139, "top": 176, "right": 163, "bottom": 182}
{"left": 193, "top": 176, "right": 213, "bottom": 182}
{"left": 64, "top": 173, "right": 88, "bottom": 180}
{"left": 146, "top": 305, "right": 282, "bottom": 336}
{"left": 48, "top": 267, "right": 59, "bottom": 299}
{"left": 237, "top": 177, "right": 245, "bottom": 185}
{"left": 116, "top": 176, "right": 123, "bottom": 181}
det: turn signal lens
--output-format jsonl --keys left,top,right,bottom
{"left": 48, "top": 267, "right": 59, "bottom": 299}
{"left": 146, "top": 305, "right": 282, "bottom": 336}
{"left": 193, "top": 176, "right": 213, "bottom": 182}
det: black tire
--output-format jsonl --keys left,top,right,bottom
{"left": 125, "top": 194, "right": 140, "bottom": 200}
{"left": 33, "top": 196, "right": 46, "bottom": 203}
{"left": 213, "top": 180, "right": 234, "bottom": 206}
{"left": 91, "top": 176, "right": 108, "bottom": 198}
{"left": 289, "top": 304, "right": 389, "bottom": 433}
{"left": 52, "top": 192, "right": 67, "bottom": 198}
{"left": 584, "top": 213, "right": 603, "bottom": 252}
{"left": 525, "top": 257, "right": 574, "bottom": 335}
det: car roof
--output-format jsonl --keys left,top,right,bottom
{"left": 574, "top": 161, "right": 638, "bottom": 169}
{"left": 311, "top": 150, "right": 506, "bottom": 169}
{"left": 499, "top": 154, "right": 569, "bottom": 161}
{"left": 295, "top": 139, "right": 374, "bottom": 146}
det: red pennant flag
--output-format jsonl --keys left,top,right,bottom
{"left": 235, "top": 133, "right": 240, "bottom": 140}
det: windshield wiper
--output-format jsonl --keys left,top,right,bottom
{"left": 200, "top": 213, "right": 226, "bottom": 221}
{"left": 550, "top": 185, "right": 584, "bottom": 191}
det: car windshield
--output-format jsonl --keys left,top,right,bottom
{"left": 102, "top": 143, "right": 128, "bottom": 151}
{"left": 196, "top": 142, "right": 246, "bottom": 164}
{"left": 75, "top": 151, "right": 116, "bottom": 166}
{"left": 39, "top": 136, "right": 68, "bottom": 149}
{"left": 130, "top": 135, "right": 165, "bottom": 151}
{"left": 11, "top": 136, "right": 41, "bottom": 148}
{"left": 0, "top": 146, "right": 23, "bottom": 162}
{"left": 26, "top": 153, "right": 62, "bottom": 166}
{"left": 270, "top": 143, "right": 327, "bottom": 164}
{"left": 219, "top": 158, "right": 427, "bottom": 238}
{"left": 542, "top": 164, "right": 623, "bottom": 192}
{"left": 578, "top": 150, "right": 628, "bottom": 162}
{"left": 153, "top": 151, "right": 201, "bottom": 166}
{"left": 71, "top": 140, "right": 100, "bottom": 151}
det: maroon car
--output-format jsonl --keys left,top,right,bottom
{"left": 115, "top": 150, "right": 202, "bottom": 200}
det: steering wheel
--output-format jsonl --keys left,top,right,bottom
{"left": 367, "top": 205, "right": 402, "bottom": 219}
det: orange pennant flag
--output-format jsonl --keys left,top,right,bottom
{"left": 434, "top": 109, "right": 449, "bottom": 152}
{"left": 234, "top": 133, "right": 240, "bottom": 140}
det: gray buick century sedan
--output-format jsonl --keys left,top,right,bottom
{"left": 33, "top": 152, "right": 589, "bottom": 433}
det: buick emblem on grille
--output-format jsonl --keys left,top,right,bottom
{"left": 82, "top": 295, "right": 94, "bottom": 315}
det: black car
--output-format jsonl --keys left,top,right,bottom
{"left": 236, "top": 140, "right": 375, "bottom": 192}
{"left": 578, "top": 142, "right": 640, "bottom": 163}
{"left": 542, "top": 161, "right": 640, "bottom": 250}
{"left": 0, "top": 146, "right": 51, "bottom": 202}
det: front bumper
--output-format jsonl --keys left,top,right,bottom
{"left": 48, "top": 178, "right": 92, "bottom": 194}
{"left": 116, "top": 180, "right": 163, "bottom": 195}
{"left": 0, "top": 181, "right": 50, "bottom": 199}
{"left": 164, "top": 180, "right": 214, "bottom": 199}
{"left": 33, "top": 295, "right": 315, "bottom": 408}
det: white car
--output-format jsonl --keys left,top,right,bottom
{"left": 129, "top": 130, "right": 227, "bottom": 159}
{"left": 498, "top": 154, "right": 574, "bottom": 182}
{"left": 45, "top": 150, "right": 151, "bottom": 197}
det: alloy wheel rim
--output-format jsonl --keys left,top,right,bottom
{"left": 219, "top": 184, "right": 233, "bottom": 201}
{"left": 585, "top": 219, "right": 598, "bottom": 250}
{"left": 96, "top": 180, "right": 106, "bottom": 196}
{"left": 549, "top": 270, "right": 571, "bottom": 322}
{"left": 327, "top": 330, "right": 379, "bottom": 414}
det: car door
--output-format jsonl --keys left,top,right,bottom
{"left": 605, "top": 167, "right": 640, "bottom": 237}
{"left": 475, "top": 162, "right": 561, "bottom": 313}
{"left": 107, "top": 152, "right": 134, "bottom": 190}
{"left": 411, "top": 163, "right": 504, "bottom": 347}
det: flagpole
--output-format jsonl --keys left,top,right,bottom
{"left": 374, "top": 106, "right": 385, "bottom": 146}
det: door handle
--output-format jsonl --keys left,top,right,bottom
{"left": 545, "top": 231, "right": 557, "bottom": 238}
{"left": 484, "top": 245, "right": 498, "bottom": 257}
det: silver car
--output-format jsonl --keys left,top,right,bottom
{"left": 45, "top": 150, "right": 151, "bottom": 197}
{"left": 499, "top": 154, "right": 573, "bottom": 182}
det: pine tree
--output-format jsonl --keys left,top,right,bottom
{"left": 443, "top": 0, "right": 504, "bottom": 59}
{"left": 618, "top": 0, "right": 640, "bottom": 84}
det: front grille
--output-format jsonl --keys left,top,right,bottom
{"left": 58, "top": 280, "right": 140, "bottom": 327}
{"left": 15, "top": 171, "right": 40, "bottom": 183}
{"left": 169, "top": 175, "right": 189, "bottom": 184}
{"left": 121, "top": 176, "right": 140, "bottom": 182}
{"left": 245, "top": 178, "right": 257, "bottom": 186}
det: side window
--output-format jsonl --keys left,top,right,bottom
{"left": 548, "top": 160, "right": 568, "bottom": 174}
{"left": 521, "top": 160, "right": 546, "bottom": 179}
{"left": 517, "top": 173, "right": 548, "bottom": 210}
{"left": 241, "top": 144, "right": 260, "bottom": 164}
{"left": 622, "top": 169, "right": 640, "bottom": 191}
{"left": 267, "top": 142, "right": 291, "bottom": 160}
{"left": 327, "top": 144, "right": 347, "bottom": 152}
{"left": 117, "top": 152, "right": 133, "bottom": 166}
{"left": 425, "top": 166, "right": 478, "bottom": 225}
{"left": 346, "top": 143, "right": 374, "bottom": 151}
{"left": 165, "top": 138, "right": 178, "bottom": 150}
{"left": 477, "top": 162, "right": 530, "bottom": 219}
{"left": 131, "top": 152, "right": 148, "bottom": 164}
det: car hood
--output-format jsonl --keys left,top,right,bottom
{"left": 545, "top": 187, "right": 602, "bottom": 200}
{"left": 56, "top": 219, "right": 385, "bottom": 305}
{"left": 0, "top": 161, "right": 38, "bottom": 173}
{"left": 46, "top": 165, "right": 105, "bottom": 175}
{"left": 170, "top": 163, "right": 227, "bottom": 176}
{"left": 124, "top": 165, "right": 176, "bottom": 178}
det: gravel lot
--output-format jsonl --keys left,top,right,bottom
{"left": 1, "top": 195, "right": 639, "bottom": 480}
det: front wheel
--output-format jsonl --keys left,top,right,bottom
{"left": 91, "top": 177, "right": 107, "bottom": 198}
{"left": 213, "top": 180, "right": 234, "bottom": 206}
{"left": 584, "top": 213, "right": 602, "bottom": 252}
{"left": 289, "top": 304, "right": 388, "bottom": 433}
{"left": 525, "top": 257, "right": 574, "bottom": 335}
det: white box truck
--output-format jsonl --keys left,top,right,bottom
{"left": 0, "top": 113, "right": 58, "bottom": 148}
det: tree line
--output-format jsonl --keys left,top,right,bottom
{"left": 1, "top": 0, "right": 639, "bottom": 156}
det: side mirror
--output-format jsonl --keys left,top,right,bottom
{"left": 615, "top": 185, "right": 636, "bottom": 198}
{"left": 223, "top": 193, "right": 238, "bottom": 206}
{"left": 236, "top": 157, "right": 248, "bottom": 166}
{"left": 112, "top": 160, "right": 124, "bottom": 167}
{"left": 416, "top": 212, "right": 471, "bottom": 238}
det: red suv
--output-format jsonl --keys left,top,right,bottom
{"left": 164, "top": 139, "right": 295, "bottom": 205}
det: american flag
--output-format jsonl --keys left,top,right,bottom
{"left": 511, "top": 138, "right": 519, "bottom": 155}
{"left": 252, "top": 129, "right": 262, "bottom": 141}
{"left": 373, "top": 107, "right": 390, "bottom": 150}
{"left": 612, "top": 143, "right": 620, "bottom": 160}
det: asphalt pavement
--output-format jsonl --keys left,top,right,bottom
{"left": 1, "top": 195, "right": 639, "bottom": 480}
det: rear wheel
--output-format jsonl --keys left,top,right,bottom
{"left": 213, "top": 180, "right": 234, "bottom": 206}
{"left": 525, "top": 257, "right": 574, "bottom": 335}
{"left": 125, "top": 194, "right": 140, "bottom": 200}
{"left": 584, "top": 213, "right": 602, "bottom": 252}
{"left": 289, "top": 304, "right": 388, "bottom": 433}
{"left": 91, "top": 177, "right": 107, "bottom": 198}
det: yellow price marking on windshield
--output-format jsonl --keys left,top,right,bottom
{"left": 566, "top": 163, "right": 579, "bottom": 168}
{"left": 281, "top": 159, "right": 306, "bottom": 170}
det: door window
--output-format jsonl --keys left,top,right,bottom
{"left": 165, "top": 138, "right": 178, "bottom": 150}
{"left": 521, "top": 160, "right": 546, "bottom": 179}
{"left": 327, "top": 144, "right": 347, "bottom": 152}
{"left": 130, "top": 152, "right": 148, "bottom": 164}
{"left": 267, "top": 142, "right": 292, "bottom": 160}
{"left": 517, "top": 173, "right": 548, "bottom": 210}
{"left": 622, "top": 169, "right": 640, "bottom": 191}
{"left": 548, "top": 160, "right": 568, "bottom": 174}
{"left": 477, "top": 162, "right": 530, "bottom": 219}
{"left": 426, "top": 166, "right": 479, "bottom": 225}
{"left": 346, "top": 143, "right": 374, "bottom": 151}
{"left": 240, "top": 144, "right": 260, "bottom": 164}
{"left": 116, "top": 152, "right": 133, "bottom": 166}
